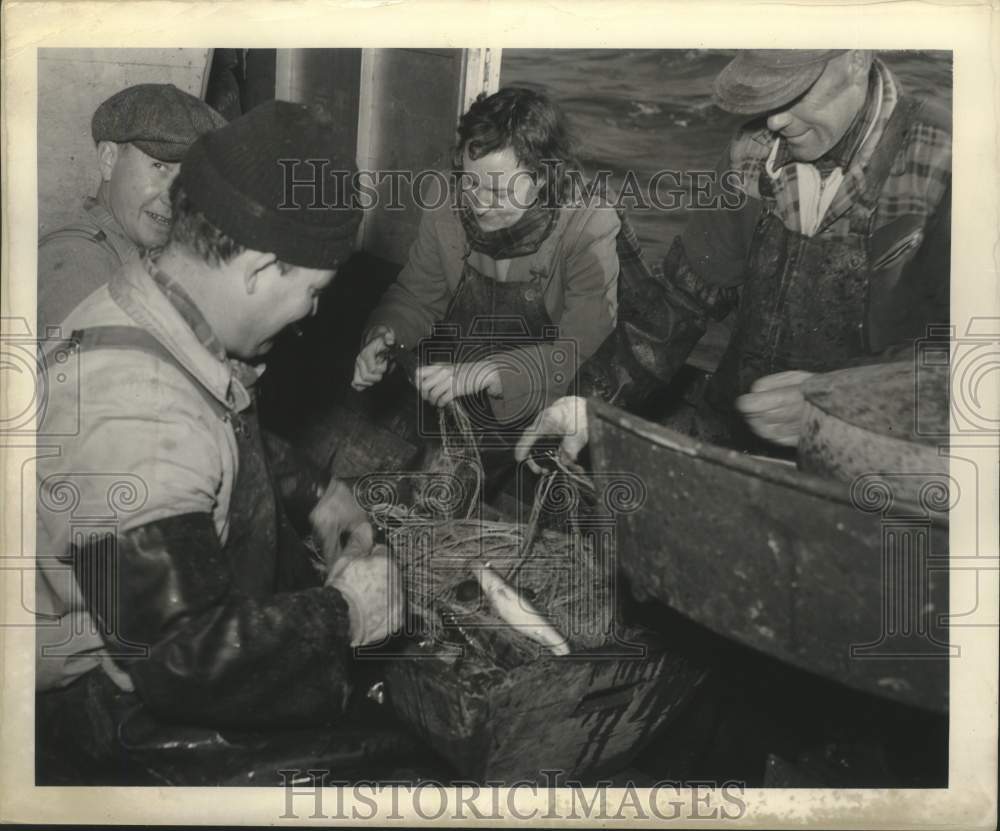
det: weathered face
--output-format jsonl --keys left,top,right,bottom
{"left": 100, "top": 142, "right": 179, "bottom": 249}
{"left": 765, "top": 52, "right": 870, "bottom": 163}
{"left": 461, "top": 146, "right": 541, "bottom": 232}
{"left": 235, "top": 261, "right": 337, "bottom": 359}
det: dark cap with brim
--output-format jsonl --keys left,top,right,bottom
{"left": 713, "top": 49, "right": 849, "bottom": 115}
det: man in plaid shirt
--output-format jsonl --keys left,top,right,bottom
{"left": 518, "top": 49, "right": 951, "bottom": 463}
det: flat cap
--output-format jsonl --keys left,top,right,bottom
{"left": 713, "top": 49, "right": 849, "bottom": 115}
{"left": 92, "top": 83, "right": 227, "bottom": 162}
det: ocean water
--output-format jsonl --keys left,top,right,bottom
{"left": 500, "top": 50, "right": 952, "bottom": 265}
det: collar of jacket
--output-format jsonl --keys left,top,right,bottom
{"left": 448, "top": 195, "right": 574, "bottom": 258}
{"left": 107, "top": 256, "right": 256, "bottom": 413}
{"left": 457, "top": 199, "right": 559, "bottom": 260}
{"left": 744, "top": 59, "right": 899, "bottom": 214}
{"left": 83, "top": 196, "right": 140, "bottom": 264}
{"left": 769, "top": 66, "right": 881, "bottom": 173}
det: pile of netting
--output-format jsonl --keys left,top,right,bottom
{"left": 362, "top": 401, "right": 617, "bottom": 664}
{"left": 386, "top": 519, "right": 615, "bottom": 665}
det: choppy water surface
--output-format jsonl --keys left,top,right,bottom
{"left": 501, "top": 50, "right": 952, "bottom": 264}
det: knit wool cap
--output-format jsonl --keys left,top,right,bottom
{"left": 177, "top": 100, "right": 361, "bottom": 269}
{"left": 713, "top": 49, "right": 849, "bottom": 115}
{"left": 92, "top": 84, "right": 227, "bottom": 162}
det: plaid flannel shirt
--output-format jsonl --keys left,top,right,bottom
{"left": 582, "top": 60, "right": 951, "bottom": 409}
{"left": 723, "top": 58, "right": 951, "bottom": 251}
{"left": 667, "top": 57, "right": 951, "bottom": 359}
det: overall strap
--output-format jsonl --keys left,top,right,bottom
{"left": 857, "top": 95, "right": 925, "bottom": 210}
{"left": 40, "top": 224, "right": 124, "bottom": 266}
{"left": 68, "top": 326, "right": 231, "bottom": 421}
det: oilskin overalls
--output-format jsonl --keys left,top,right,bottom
{"left": 581, "top": 97, "right": 934, "bottom": 451}
{"left": 424, "top": 245, "right": 558, "bottom": 500}
{"left": 35, "top": 327, "right": 415, "bottom": 785}
{"left": 707, "top": 96, "right": 928, "bottom": 415}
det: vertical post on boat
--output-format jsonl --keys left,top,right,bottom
{"left": 355, "top": 48, "right": 503, "bottom": 263}
{"left": 459, "top": 48, "right": 503, "bottom": 115}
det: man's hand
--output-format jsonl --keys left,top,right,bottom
{"left": 326, "top": 545, "right": 403, "bottom": 647}
{"left": 309, "top": 479, "right": 374, "bottom": 575}
{"left": 734, "top": 370, "right": 815, "bottom": 447}
{"left": 352, "top": 326, "right": 395, "bottom": 391}
{"left": 514, "top": 395, "right": 589, "bottom": 474}
{"left": 415, "top": 360, "right": 502, "bottom": 408}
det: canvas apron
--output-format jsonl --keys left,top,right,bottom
{"left": 697, "top": 96, "right": 925, "bottom": 448}
{"left": 440, "top": 250, "right": 556, "bottom": 431}
{"left": 33, "top": 326, "right": 346, "bottom": 785}
{"left": 425, "top": 250, "right": 557, "bottom": 496}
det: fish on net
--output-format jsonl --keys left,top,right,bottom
{"left": 365, "top": 397, "right": 612, "bottom": 665}
{"left": 387, "top": 517, "right": 616, "bottom": 668}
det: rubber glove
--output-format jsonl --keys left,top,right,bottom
{"left": 514, "top": 395, "right": 589, "bottom": 474}
{"left": 326, "top": 545, "right": 403, "bottom": 647}
{"left": 415, "top": 360, "right": 502, "bottom": 408}
{"left": 309, "top": 478, "right": 374, "bottom": 574}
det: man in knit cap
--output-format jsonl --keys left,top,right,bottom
{"left": 38, "top": 83, "right": 226, "bottom": 332}
{"left": 35, "top": 100, "right": 399, "bottom": 784}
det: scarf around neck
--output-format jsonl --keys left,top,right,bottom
{"left": 458, "top": 199, "right": 558, "bottom": 260}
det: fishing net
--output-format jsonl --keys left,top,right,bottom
{"left": 386, "top": 519, "right": 615, "bottom": 666}
{"left": 411, "top": 403, "right": 483, "bottom": 520}
{"left": 364, "top": 398, "right": 615, "bottom": 666}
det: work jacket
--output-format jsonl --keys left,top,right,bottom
{"left": 35, "top": 256, "right": 354, "bottom": 726}
{"left": 580, "top": 60, "right": 951, "bottom": 412}
{"left": 38, "top": 197, "right": 137, "bottom": 335}
{"left": 366, "top": 197, "right": 621, "bottom": 422}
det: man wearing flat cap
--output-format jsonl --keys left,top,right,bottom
{"left": 38, "top": 83, "right": 226, "bottom": 333}
{"left": 34, "top": 100, "right": 400, "bottom": 784}
{"left": 518, "top": 49, "right": 951, "bottom": 465}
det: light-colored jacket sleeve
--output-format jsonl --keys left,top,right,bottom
{"left": 35, "top": 351, "right": 228, "bottom": 691}
{"left": 365, "top": 207, "right": 454, "bottom": 349}
{"left": 492, "top": 205, "right": 621, "bottom": 423}
{"left": 78, "top": 357, "right": 225, "bottom": 529}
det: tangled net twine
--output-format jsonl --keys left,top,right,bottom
{"left": 388, "top": 519, "right": 614, "bottom": 664}
{"left": 376, "top": 399, "right": 613, "bottom": 664}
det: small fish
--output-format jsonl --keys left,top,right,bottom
{"left": 475, "top": 563, "right": 570, "bottom": 656}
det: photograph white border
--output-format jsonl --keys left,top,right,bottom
{"left": 2, "top": 1, "right": 997, "bottom": 827}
